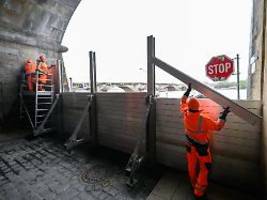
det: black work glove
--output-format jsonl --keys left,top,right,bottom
{"left": 183, "top": 83, "right": 192, "bottom": 97}
{"left": 219, "top": 107, "right": 230, "bottom": 120}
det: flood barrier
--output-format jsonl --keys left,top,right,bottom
{"left": 61, "top": 92, "right": 261, "bottom": 191}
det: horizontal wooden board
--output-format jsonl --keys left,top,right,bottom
{"left": 156, "top": 113, "right": 260, "bottom": 132}
{"left": 156, "top": 121, "right": 259, "bottom": 140}
{"left": 157, "top": 98, "right": 261, "bottom": 109}
{"left": 98, "top": 123, "right": 144, "bottom": 138}
{"left": 156, "top": 134, "right": 259, "bottom": 161}
{"left": 96, "top": 92, "right": 146, "bottom": 98}
{"left": 156, "top": 141, "right": 259, "bottom": 190}
{"left": 156, "top": 106, "right": 261, "bottom": 121}
{"left": 98, "top": 108, "right": 145, "bottom": 115}
{"left": 98, "top": 133, "right": 139, "bottom": 153}
{"left": 98, "top": 114, "right": 145, "bottom": 124}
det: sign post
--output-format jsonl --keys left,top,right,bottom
{"left": 236, "top": 54, "right": 240, "bottom": 100}
{"left": 205, "top": 55, "right": 234, "bottom": 81}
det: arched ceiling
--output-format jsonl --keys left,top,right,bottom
{"left": 0, "top": 0, "right": 80, "bottom": 118}
{"left": 0, "top": 0, "right": 81, "bottom": 51}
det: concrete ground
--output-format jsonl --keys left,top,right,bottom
{"left": 0, "top": 133, "right": 262, "bottom": 200}
{"left": 0, "top": 135, "right": 159, "bottom": 200}
{"left": 147, "top": 170, "right": 260, "bottom": 200}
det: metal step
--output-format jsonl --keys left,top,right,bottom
{"left": 37, "top": 91, "right": 54, "bottom": 96}
{"left": 36, "top": 108, "right": 49, "bottom": 113}
{"left": 37, "top": 115, "right": 46, "bottom": 118}
{"left": 38, "top": 102, "right": 52, "bottom": 105}
{"left": 37, "top": 109, "right": 49, "bottom": 111}
{"left": 37, "top": 97, "right": 53, "bottom": 99}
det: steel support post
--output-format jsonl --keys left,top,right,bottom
{"left": 60, "top": 61, "right": 65, "bottom": 93}
{"left": 89, "top": 51, "right": 98, "bottom": 146}
{"left": 56, "top": 59, "right": 64, "bottom": 136}
{"left": 57, "top": 60, "right": 62, "bottom": 93}
{"left": 0, "top": 82, "right": 3, "bottom": 126}
{"left": 146, "top": 35, "right": 156, "bottom": 164}
{"left": 236, "top": 54, "right": 240, "bottom": 100}
{"left": 69, "top": 78, "right": 73, "bottom": 92}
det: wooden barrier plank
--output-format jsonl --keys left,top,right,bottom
{"left": 98, "top": 115, "right": 145, "bottom": 124}
{"left": 156, "top": 112, "right": 261, "bottom": 129}
{"left": 156, "top": 120, "right": 260, "bottom": 138}
{"left": 98, "top": 124, "right": 144, "bottom": 137}
{"left": 98, "top": 109, "right": 145, "bottom": 116}
{"left": 157, "top": 98, "right": 261, "bottom": 109}
{"left": 98, "top": 133, "right": 138, "bottom": 153}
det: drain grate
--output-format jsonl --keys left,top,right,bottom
{"left": 80, "top": 164, "right": 110, "bottom": 185}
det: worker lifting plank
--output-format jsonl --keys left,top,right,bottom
{"left": 147, "top": 35, "right": 262, "bottom": 126}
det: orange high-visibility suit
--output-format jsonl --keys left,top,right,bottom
{"left": 37, "top": 55, "right": 48, "bottom": 90}
{"left": 24, "top": 59, "right": 36, "bottom": 92}
{"left": 180, "top": 96, "right": 225, "bottom": 198}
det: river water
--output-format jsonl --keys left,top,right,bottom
{"left": 158, "top": 89, "right": 247, "bottom": 100}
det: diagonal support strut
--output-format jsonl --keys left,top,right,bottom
{"left": 153, "top": 57, "right": 262, "bottom": 126}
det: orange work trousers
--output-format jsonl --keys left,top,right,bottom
{"left": 38, "top": 75, "right": 47, "bottom": 91}
{"left": 186, "top": 144, "right": 212, "bottom": 197}
{"left": 26, "top": 74, "right": 35, "bottom": 92}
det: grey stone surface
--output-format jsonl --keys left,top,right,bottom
{"left": 0, "top": 136, "right": 158, "bottom": 200}
{"left": 147, "top": 171, "right": 261, "bottom": 200}
{"left": 0, "top": 0, "right": 78, "bottom": 120}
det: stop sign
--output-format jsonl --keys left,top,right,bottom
{"left": 205, "top": 55, "right": 234, "bottom": 81}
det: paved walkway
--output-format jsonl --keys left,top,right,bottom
{"left": 0, "top": 135, "right": 262, "bottom": 200}
{"left": 147, "top": 171, "right": 259, "bottom": 200}
{"left": 0, "top": 137, "right": 158, "bottom": 200}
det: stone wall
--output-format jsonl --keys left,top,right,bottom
{"left": 0, "top": 0, "right": 80, "bottom": 125}
{"left": 250, "top": 0, "right": 267, "bottom": 196}
{"left": 247, "top": 0, "right": 265, "bottom": 100}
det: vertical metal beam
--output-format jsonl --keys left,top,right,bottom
{"left": 61, "top": 61, "right": 65, "bottom": 93}
{"left": 0, "top": 82, "right": 4, "bottom": 128}
{"left": 57, "top": 60, "right": 62, "bottom": 93}
{"left": 147, "top": 35, "right": 155, "bottom": 95}
{"left": 57, "top": 60, "right": 64, "bottom": 136}
{"left": 236, "top": 54, "right": 240, "bottom": 100}
{"left": 93, "top": 52, "right": 97, "bottom": 92}
{"left": 89, "top": 51, "right": 96, "bottom": 93}
{"left": 34, "top": 71, "right": 39, "bottom": 128}
{"left": 89, "top": 51, "right": 98, "bottom": 146}
{"left": 69, "top": 78, "right": 73, "bottom": 92}
{"left": 146, "top": 36, "right": 156, "bottom": 164}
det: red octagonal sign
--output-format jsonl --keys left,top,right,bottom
{"left": 205, "top": 55, "right": 234, "bottom": 81}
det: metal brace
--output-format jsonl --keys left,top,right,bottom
{"left": 64, "top": 94, "right": 93, "bottom": 150}
{"left": 125, "top": 95, "right": 153, "bottom": 187}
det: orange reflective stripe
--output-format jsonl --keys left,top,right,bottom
{"left": 197, "top": 116, "right": 203, "bottom": 133}
{"left": 186, "top": 116, "right": 205, "bottom": 134}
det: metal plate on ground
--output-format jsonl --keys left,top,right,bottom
{"left": 80, "top": 164, "right": 110, "bottom": 185}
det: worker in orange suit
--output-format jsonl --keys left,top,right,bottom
{"left": 24, "top": 59, "right": 36, "bottom": 92}
{"left": 180, "top": 83, "right": 230, "bottom": 199}
{"left": 37, "top": 55, "right": 49, "bottom": 91}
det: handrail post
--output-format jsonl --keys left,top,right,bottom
{"left": 147, "top": 35, "right": 156, "bottom": 165}
{"left": 89, "top": 51, "right": 98, "bottom": 147}
{"left": 57, "top": 60, "right": 62, "bottom": 93}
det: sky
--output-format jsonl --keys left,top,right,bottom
{"left": 62, "top": 0, "right": 253, "bottom": 84}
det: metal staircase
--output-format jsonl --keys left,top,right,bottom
{"left": 20, "top": 70, "right": 59, "bottom": 136}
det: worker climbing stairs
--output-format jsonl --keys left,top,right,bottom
{"left": 20, "top": 67, "right": 59, "bottom": 136}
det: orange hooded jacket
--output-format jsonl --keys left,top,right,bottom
{"left": 180, "top": 96, "right": 225, "bottom": 144}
